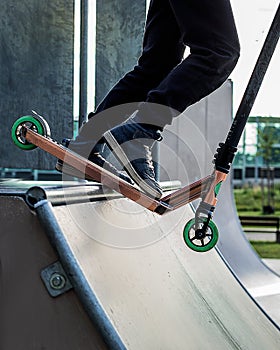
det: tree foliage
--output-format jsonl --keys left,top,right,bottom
{"left": 257, "top": 121, "right": 280, "bottom": 167}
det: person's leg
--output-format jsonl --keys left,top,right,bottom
{"left": 103, "top": 0, "right": 240, "bottom": 197}
{"left": 77, "top": 0, "right": 184, "bottom": 142}
{"left": 93, "top": 0, "right": 240, "bottom": 130}
{"left": 135, "top": 0, "right": 240, "bottom": 128}
{"left": 57, "top": 0, "right": 182, "bottom": 187}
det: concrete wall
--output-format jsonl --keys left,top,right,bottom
{"left": 160, "top": 80, "right": 233, "bottom": 185}
{"left": 95, "top": 0, "right": 146, "bottom": 106}
{"left": 1, "top": 0, "right": 147, "bottom": 171}
{"left": 0, "top": 0, "right": 74, "bottom": 169}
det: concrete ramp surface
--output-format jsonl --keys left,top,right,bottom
{"left": 1, "top": 185, "right": 280, "bottom": 349}
{"left": 215, "top": 176, "right": 280, "bottom": 326}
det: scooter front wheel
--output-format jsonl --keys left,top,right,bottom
{"left": 183, "top": 218, "right": 219, "bottom": 252}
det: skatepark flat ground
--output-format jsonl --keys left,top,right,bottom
{"left": 246, "top": 232, "right": 277, "bottom": 242}
{"left": 264, "top": 259, "right": 280, "bottom": 274}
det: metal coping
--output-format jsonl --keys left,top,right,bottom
{"left": 0, "top": 180, "right": 181, "bottom": 206}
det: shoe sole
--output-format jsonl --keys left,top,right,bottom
{"left": 104, "top": 130, "right": 162, "bottom": 199}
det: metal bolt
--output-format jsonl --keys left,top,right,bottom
{"left": 49, "top": 273, "right": 66, "bottom": 290}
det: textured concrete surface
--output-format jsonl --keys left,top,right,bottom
{"left": 95, "top": 0, "right": 146, "bottom": 105}
{"left": 0, "top": 0, "right": 74, "bottom": 169}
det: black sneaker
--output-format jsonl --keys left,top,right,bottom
{"left": 103, "top": 119, "right": 163, "bottom": 199}
{"left": 56, "top": 138, "right": 133, "bottom": 184}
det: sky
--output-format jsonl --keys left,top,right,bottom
{"left": 229, "top": 0, "right": 279, "bottom": 117}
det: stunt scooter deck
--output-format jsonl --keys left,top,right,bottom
{"left": 13, "top": 120, "right": 212, "bottom": 216}
{"left": 11, "top": 113, "right": 222, "bottom": 253}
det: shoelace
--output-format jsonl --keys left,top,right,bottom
{"left": 143, "top": 145, "right": 156, "bottom": 176}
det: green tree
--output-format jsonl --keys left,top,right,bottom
{"left": 257, "top": 124, "right": 278, "bottom": 167}
{"left": 257, "top": 119, "right": 280, "bottom": 213}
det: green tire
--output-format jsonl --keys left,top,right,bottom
{"left": 183, "top": 218, "right": 219, "bottom": 252}
{"left": 11, "top": 116, "right": 45, "bottom": 150}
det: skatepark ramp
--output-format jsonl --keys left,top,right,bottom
{"left": 215, "top": 175, "right": 280, "bottom": 327}
{"left": 1, "top": 183, "right": 280, "bottom": 349}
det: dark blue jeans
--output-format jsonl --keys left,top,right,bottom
{"left": 84, "top": 0, "right": 240, "bottom": 138}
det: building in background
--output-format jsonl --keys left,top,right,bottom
{"left": 233, "top": 116, "right": 280, "bottom": 186}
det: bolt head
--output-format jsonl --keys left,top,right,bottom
{"left": 50, "top": 273, "right": 66, "bottom": 290}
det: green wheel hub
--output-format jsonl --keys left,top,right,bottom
{"left": 11, "top": 116, "right": 46, "bottom": 150}
{"left": 183, "top": 218, "right": 219, "bottom": 252}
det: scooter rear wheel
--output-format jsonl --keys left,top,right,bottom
{"left": 11, "top": 115, "right": 50, "bottom": 150}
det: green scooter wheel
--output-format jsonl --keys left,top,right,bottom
{"left": 183, "top": 218, "right": 219, "bottom": 252}
{"left": 11, "top": 115, "right": 49, "bottom": 150}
